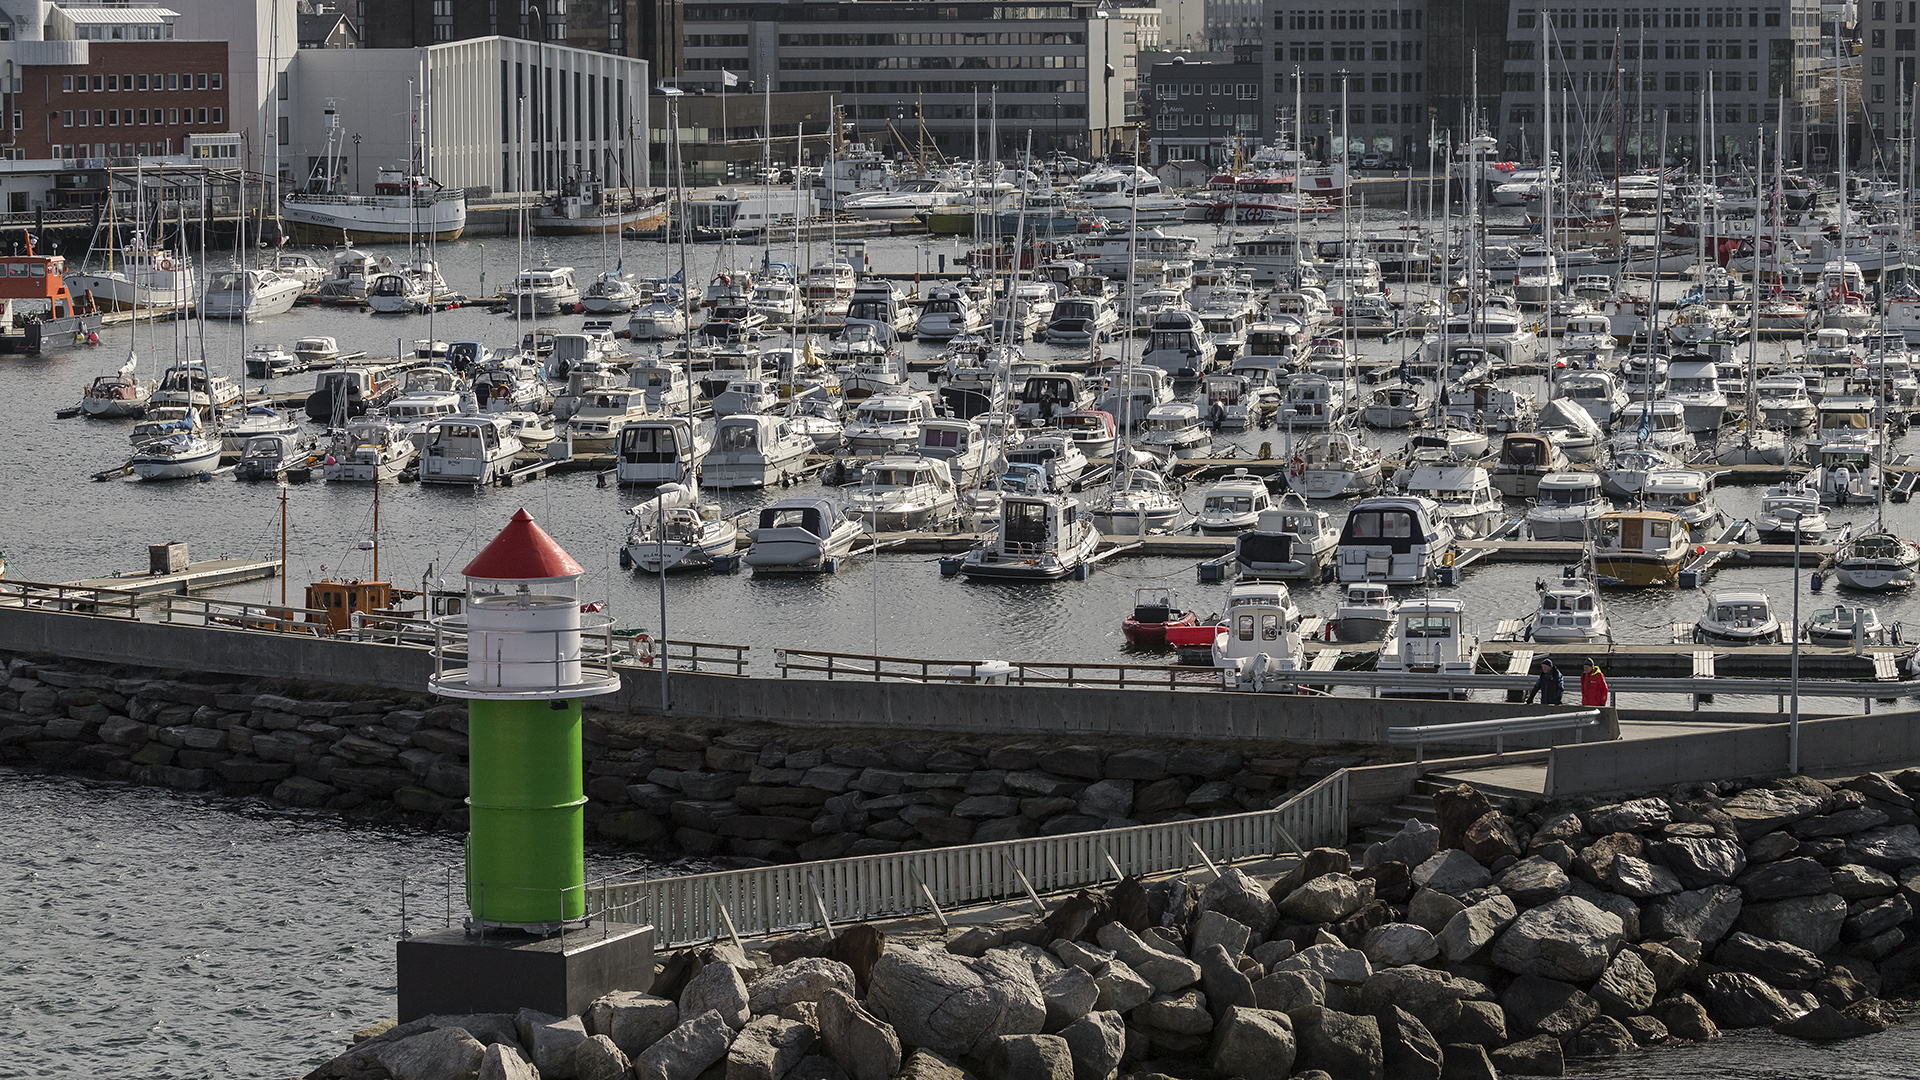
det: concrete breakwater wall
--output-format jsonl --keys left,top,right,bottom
{"left": 313, "top": 773, "right": 1920, "bottom": 1080}
{"left": 0, "top": 650, "right": 1387, "bottom": 863}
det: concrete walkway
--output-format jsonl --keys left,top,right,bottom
{"left": 1432, "top": 716, "right": 1776, "bottom": 798}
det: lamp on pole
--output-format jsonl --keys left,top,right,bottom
{"left": 351, "top": 131, "right": 361, "bottom": 193}
{"left": 1054, "top": 94, "right": 1061, "bottom": 158}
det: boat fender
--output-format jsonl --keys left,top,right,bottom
{"left": 1441, "top": 550, "right": 1456, "bottom": 567}
{"left": 1324, "top": 621, "right": 1334, "bottom": 642}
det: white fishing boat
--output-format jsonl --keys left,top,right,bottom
{"left": 1278, "top": 373, "right": 1345, "bottom": 428}
{"left": 284, "top": 159, "right": 467, "bottom": 244}
{"left": 1333, "top": 582, "right": 1400, "bottom": 642}
{"left": 958, "top": 491, "right": 1102, "bottom": 580}
{"left": 1215, "top": 601, "right": 1309, "bottom": 693}
{"left": 915, "top": 418, "right": 992, "bottom": 489}
{"left": 68, "top": 232, "right": 198, "bottom": 312}
{"left": 1755, "top": 480, "right": 1831, "bottom": 544}
{"left": 1360, "top": 385, "right": 1426, "bottom": 429}
{"left": 1524, "top": 567, "right": 1611, "bottom": 644}
{"left": 149, "top": 362, "right": 242, "bottom": 414}
{"left": 1376, "top": 598, "right": 1480, "bottom": 698}
{"left": 128, "top": 431, "right": 222, "bottom": 480}
{"left": 1004, "top": 434, "right": 1089, "bottom": 493}
{"left": 1526, "top": 472, "right": 1608, "bottom": 541}
{"left": 742, "top": 496, "right": 866, "bottom": 573}
{"left": 1641, "top": 469, "right": 1725, "bottom": 536}
{"left": 1195, "top": 469, "right": 1275, "bottom": 533}
{"left": 323, "top": 419, "right": 417, "bottom": 482}
{"left": 562, "top": 386, "right": 652, "bottom": 455}
{"left": 1403, "top": 460, "right": 1503, "bottom": 540}
{"left": 1694, "top": 588, "right": 1783, "bottom": 645}
{"left": 1754, "top": 373, "right": 1817, "bottom": 429}
{"left": 200, "top": 268, "right": 303, "bottom": 321}
{"left": 845, "top": 455, "right": 960, "bottom": 530}
{"left": 582, "top": 271, "right": 646, "bottom": 314}
{"left": 1052, "top": 410, "right": 1118, "bottom": 461}
{"left": 418, "top": 415, "right": 523, "bottom": 486}
{"left": 1140, "top": 308, "right": 1217, "bottom": 377}
{"left": 1335, "top": 496, "right": 1458, "bottom": 583}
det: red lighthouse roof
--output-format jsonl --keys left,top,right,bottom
{"left": 462, "top": 509, "right": 585, "bottom": 580}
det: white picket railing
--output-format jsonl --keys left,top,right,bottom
{"left": 590, "top": 769, "right": 1348, "bottom": 949}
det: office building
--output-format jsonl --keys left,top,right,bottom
{"left": 1144, "top": 45, "right": 1263, "bottom": 163}
{"left": 1861, "top": 0, "right": 1917, "bottom": 159}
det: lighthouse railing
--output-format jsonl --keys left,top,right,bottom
{"left": 584, "top": 769, "right": 1348, "bottom": 949}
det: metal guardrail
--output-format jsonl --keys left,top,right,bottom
{"left": 162, "top": 595, "right": 326, "bottom": 635}
{"left": 586, "top": 769, "right": 1348, "bottom": 949}
{"left": 1389, "top": 709, "right": 1602, "bottom": 763}
{"left": 613, "top": 635, "right": 751, "bottom": 675}
{"left": 1278, "top": 669, "right": 1920, "bottom": 704}
{"left": 774, "top": 648, "right": 1225, "bottom": 690}
{"left": 0, "top": 579, "right": 139, "bottom": 618}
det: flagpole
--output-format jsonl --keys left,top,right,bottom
{"left": 721, "top": 73, "right": 729, "bottom": 182}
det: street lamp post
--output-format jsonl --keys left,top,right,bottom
{"left": 351, "top": 132, "right": 361, "bottom": 193}
{"left": 1054, "top": 95, "right": 1061, "bottom": 158}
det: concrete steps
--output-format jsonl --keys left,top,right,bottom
{"left": 1357, "top": 777, "right": 1518, "bottom": 849}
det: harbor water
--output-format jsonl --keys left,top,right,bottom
{"left": 6, "top": 211, "right": 1920, "bottom": 1076}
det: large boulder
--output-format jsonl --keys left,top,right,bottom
{"left": 1273, "top": 943, "right": 1372, "bottom": 985}
{"left": 1437, "top": 896, "right": 1518, "bottom": 963}
{"left": 1039, "top": 967, "right": 1101, "bottom": 1031}
{"left": 1208, "top": 1007, "right": 1296, "bottom": 1080}
{"left": 477, "top": 1043, "right": 537, "bottom": 1080}
{"left": 1278, "top": 874, "right": 1367, "bottom": 923}
{"left": 1496, "top": 857, "right": 1571, "bottom": 907}
{"left": 1432, "top": 784, "right": 1492, "bottom": 850}
{"left": 1461, "top": 811, "right": 1521, "bottom": 866}
{"left": 1488, "top": 1035, "right": 1564, "bottom": 1077}
{"left": 1200, "top": 868, "right": 1280, "bottom": 934}
{"left": 637, "top": 1010, "right": 737, "bottom": 1080}
{"left": 1377, "top": 1006, "right": 1442, "bottom": 1080}
{"left": 981, "top": 1034, "right": 1073, "bottom": 1080}
{"left": 1610, "top": 855, "right": 1685, "bottom": 899}
{"left": 1702, "top": 972, "right": 1804, "bottom": 1028}
{"left": 681, "top": 961, "right": 752, "bottom": 1030}
{"left": 1411, "top": 851, "right": 1493, "bottom": 897}
{"left": 571, "top": 1035, "right": 630, "bottom": 1080}
{"left": 1498, "top": 976, "right": 1597, "bottom": 1039}
{"left": 518, "top": 1013, "right": 589, "bottom": 1080}
{"left": 1361, "top": 923, "right": 1438, "bottom": 968}
{"left": 1585, "top": 799, "right": 1672, "bottom": 834}
{"left": 1565, "top": 1017, "right": 1635, "bottom": 1058}
{"left": 1490, "top": 896, "right": 1622, "bottom": 982}
{"left": 1289, "top": 1007, "right": 1383, "bottom": 1080}
{"left": 1721, "top": 787, "right": 1827, "bottom": 841}
{"left": 586, "top": 993, "right": 680, "bottom": 1058}
{"left": 865, "top": 947, "right": 1044, "bottom": 1059}
{"left": 1093, "top": 923, "right": 1201, "bottom": 993}
{"left": 1738, "top": 857, "right": 1834, "bottom": 901}
{"left": 1252, "top": 969, "right": 1325, "bottom": 1013}
{"left": 1774, "top": 1001, "right": 1895, "bottom": 1041}
{"left": 1056, "top": 1011, "right": 1125, "bottom": 1080}
{"left": 1846, "top": 825, "right": 1920, "bottom": 870}
{"left": 1442, "top": 1001, "right": 1507, "bottom": 1046}
{"left": 376, "top": 1027, "right": 487, "bottom": 1080}
{"left": 1091, "top": 959, "right": 1154, "bottom": 1013}
{"left": 1406, "top": 889, "right": 1466, "bottom": 934}
{"left": 1652, "top": 838, "right": 1748, "bottom": 889}
{"left": 747, "top": 958, "right": 858, "bottom": 1014}
{"left": 1196, "top": 944, "right": 1257, "bottom": 1016}
{"left": 725, "top": 1016, "right": 813, "bottom": 1080}
{"left": 1191, "top": 910, "right": 1252, "bottom": 960}
{"left": 1650, "top": 993, "right": 1718, "bottom": 1041}
{"left": 1355, "top": 966, "right": 1478, "bottom": 1035}
{"left": 1713, "top": 932, "right": 1826, "bottom": 992}
{"left": 1366, "top": 818, "right": 1440, "bottom": 870}
{"left": 817, "top": 989, "right": 902, "bottom": 1080}
{"left": 1135, "top": 990, "right": 1214, "bottom": 1036}
{"left": 1589, "top": 949, "right": 1657, "bottom": 1018}
{"left": 1740, "top": 893, "right": 1847, "bottom": 955}
{"left": 1644, "top": 885, "right": 1742, "bottom": 945}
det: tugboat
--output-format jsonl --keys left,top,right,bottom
{"left": 0, "top": 230, "right": 104, "bottom": 353}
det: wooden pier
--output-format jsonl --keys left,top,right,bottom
{"left": 62, "top": 557, "right": 281, "bottom": 602}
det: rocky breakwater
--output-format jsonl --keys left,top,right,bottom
{"left": 0, "top": 653, "right": 1370, "bottom": 864}
{"left": 311, "top": 771, "right": 1920, "bottom": 1080}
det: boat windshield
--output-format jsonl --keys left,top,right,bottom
{"left": 1403, "top": 616, "right": 1455, "bottom": 638}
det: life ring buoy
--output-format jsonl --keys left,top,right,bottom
{"left": 1289, "top": 455, "right": 1306, "bottom": 478}
{"left": 156, "top": 256, "right": 174, "bottom": 271}
{"left": 379, "top": 256, "right": 394, "bottom": 271}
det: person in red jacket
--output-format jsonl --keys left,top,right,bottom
{"left": 1581, "top": 658, "right": 1610, "bottom": 707}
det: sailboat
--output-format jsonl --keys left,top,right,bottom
{"left": 1833, "top": 379, "right": 1920, "bottom": 589}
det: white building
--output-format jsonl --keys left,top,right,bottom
{"left": 289, "top": 37, "right": 650, "bottom": 196}
{"left": 166, "top": 0, "right": 296, "bottom": 175}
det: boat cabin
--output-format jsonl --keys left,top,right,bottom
{"left": 305, "top": 578, "right": 396, "bottom": 634}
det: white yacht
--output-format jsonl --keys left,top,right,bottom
{"left": 1537, "top": 398, "right": 1605, "bottom": 463}
{"left": 200, "top": 268, "right": 303, "bottom": 320}
{"left": 615, "top": 417, "right": 709, "bottom": 486}
{"left": 628, "top": 298, "right": 689, "bottom": 341}
{"left": 1526, "top": 568, "right": 1611, "bottom": 644}
{"left": 1333, "top": 582, "right": 1399, "bottom": 642}
{"left": 218, "top": 404, "right": 302, "bottom": 454}
{"left": 1599, "top": 446, "right": 1685, "bottom": 498}
{"left": 149, "top": 362, "right": 242, "bottom": 415}
{"left": 69, "top": 233, "right": 197, "bottom": 311}
{"left": 1004, "top": 434, "right": 1089, "bottom": 493}
{"left": 1554, "top": 369, "right": 1628, "bottom": 426}
{"left": 1336, "top": 496, "right": 1458, "bottom": 584}
{"left": 1013, "top": 371, "right": 1095, "bottom": 426}
{"left": 915, "top": 287, "right": 986, "bottom": 340}
{"left": 704, "top": 413, "right": 814, "bottom": 489}
{"left": 1360, "top": 385, "right": 1426, "bottom": 430}
{"left": 622, "top": 489, "right": 741, "bottom": 573}
{"left": 1096, "top": 366, "right": 1176, "bottom": 425}
{"left": 1287, "top": 430, "right": 1384, "bottom": 501}
{"left": 323, "top": 419, "right": 416, "bottom": 482}
{"left": 1233, "top": 496, "right": 1339, "bottom": 580}
{"left": 1755, "top": 480, "right": 1831, "bottom": 544}
{"left": 1609, "top": 401, "right": 1693, "bottom": 453}
{"left": 1052, "top": 410, "right": 1118, "bottom": 461}
{"left": 1138, "top": 401, "right": 1210, "bottom": 458}
{"left": 562, "top": 386, "right": 652, "bottom": 455}
{"left": 1754, "top": 374, "right": 1817, "bottom": 430}
{"left": 419, "top": 415, "right": 523, "bottom": 486}
{"left": 1527, "top": 472, "right": 1608, "bottom": 541}
{"left": 1403, "top": 461, "right": 1503, "bottom": 540}
{"left": 1490, "top": 432, "right": 1569, "bottom": 499}
{"left": 1694, "top": 589, "right": 1783, "bottom": 645}
{"left": 1278, "top": 373, "right": 1345, "bottom": 428}
{"left": 1195, "top": 469, "right": 1275, "bottom": 534}
{"left": 128, "top": 430, "right": 221, "bottom": 480}
{"left": 582, "top": 270, "right": 646, "bottom": 314}
{"left": 844, "top": 392, "right": 937, "bottom": 456}
{"left": 1833, "top": 530, "right": 1920, "bottom": 591}
{"left": 1042, "top": 295, "right": 1119, "bottom": 345}
{"left": 958, "top": 492, "right": 1102, "bottom": 580}
{"left": 1641, "top": 469, "right": 1725, "bottom": 536}
{"left": 710, "top": 377, "right": 780, "bottom": 418}
{"left": 1088, "top": 469, "right": 1188, "bottom": 535}
{"left": 1215, "top": 602, "right": 1310, "bottom": 693}
{"left": 507, "top": 266, "right": 581, "bottom": 315}
{"left": 915, "top": 418, "right": 992, "bottom": 489}
{"left": 1140, "top": 308, "right": 1217, "bottom": 377}
{"left": 845, "top": 456, "right": 960, "bottom": 531}
{"left": 742, "top": 496, "right": 866, "bottom": 573}
{"left": 1376, "top": 598, "right": 1480, "bottom": 698}
{"left": 1667, "top": 357, "right": 1729, "bottom": 432}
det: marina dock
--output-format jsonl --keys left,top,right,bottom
{"left": 61, "top": 557, "right": 281, "bottom": 601}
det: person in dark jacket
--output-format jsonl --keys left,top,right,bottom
{"left": 1526, "top": 658, "right": 1564, "bottom": 705}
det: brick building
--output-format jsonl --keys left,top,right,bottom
{"left": 20, "top": 38, "right": 229, "bottom": 161}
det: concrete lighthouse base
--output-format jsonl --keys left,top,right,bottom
{"left": 395, "top": 923, "right": 655, "bottom": 1022}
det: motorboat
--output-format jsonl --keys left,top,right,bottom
{"left": 1215, "top": 603, "right": 1310, "bottom": 693}
{"left": 1560, "top": 313, "right": 1616, "bottom": 362}
{"left": 846, "top": 279, "right": 918, "bottom": 340}
{"left": 1754, "top": 374, "right": 1817, "bottom": 429}
{"left": 1013, "top": 371, "right": 1094, "bottom": 426}
{"left": 1140, "top": 308, "right": 1218, "bottom": 377}
{"left": 1333, "top": 582, "right": 1399, "bottom": 642}
{"left": 305, "top": 365, "right": 400, "bottom": 422}
{"left": 1278, "top": 373, "right": 1345, "bottom": 428}
{"left": 1122, "top": 587, "right": 1200, "bottom": 647}
{"left": 915, "top": 287, "right": 986, "bottom": 340}
{"left": 785, "top": 394, "right": 846, "bottom": 453}
{"left": 1042, "top": 295, "right": 1120, "bottom": 346}
{"left": 500, "top": 411, "right": 556, "bottom": 450}
{"left": 1095, "top": 366, "right": 1176, "bottom": 425}
{"left": 472, "top": 357, "right": 550, "bottom": 414}
{"left": 1805, "top": 604, "right": 1887, "bottom": 646}
{"left": 128, "top": 431, "right": 222, "bottom": 480}
{"left": 418, "top": 415, "right": 523, "bottom": 486}
{"left": 1195, "top": 469, "right": 1275, "bottom": 534}
{"left": 150, "top": 362, "right": 242, "bottom": 415}
{"left": 1599, "top": 446, "right": 1685, "bottom": 498}
{"left": 1335, "top": 496, "right": 1458, "bottom": 584}
{"left": 840, "top": 353, "right": 911, "bottom": 401}
{"left": 627, "top": 356, "right": 696, "bottom": 412}
{"left": 844, "top": 392, "right": 937, "bottom": 456}
{"left": 1138, "top": 401, "right": 1210, "bottom": 459}
{"left": 1832, "top": 530, "right": 1920, "bottom": 591}
{"left": 915, "top": 418, "right": 992, "bottom": 489}
{"left": 582, "top": 271, "right": 646, "bottom": 314}
{"left": 1527, "top": 472, "right": 1608, "bottom": 541}
{"left": 1807, "top": 440, "right": 1881, "bottom": 505}
{"left": 1667, "top": 356, "right": 1729, "bottom": 433}
{"left": 622, "top": 487, "right": 741, "bottom": 573}
{"left": 1360, "top": 385, "right": 1426, "bottom": 430}
{"left": 1051, "top": 410, "right": 1118, "bottom": 461}
{"left": 961, "top": 462, "right": 1047, "bottom": 532}
{"left": 1376, "top": 598, "right": 1480, "bottom": 698}
{"left": 1087, "top": 468, "right": 1188, "bottom": 535}
{"left": 1641, "top": 470, "right": 1725, "bottom": 536}
{"left": 710, "top": 377, "right": 780, "bottom": 418}
{"left": 79, "top": 365, "right": 150, "bottom": 419}
{"left": 1694, "top": 588, "right": 1783, "bottom": 645}
{"left": 1609, "top": 401, "right": 1692, "bottom": 453}
{"left": 615, "top": 417, "right": 709, "bottom": 486}
{"left": 68, "top": 232, "right": 198, "bottom": 311}
{"left": 1490, "top": 432, "right": 1569, "bottom": 499}
{"left": 1592, "top": 509, "right": 1690, "bottom": 587}
{"left": 386, "top": 368, "right": 468, "bottom": 428}
{"left": 1003, "top": 434, "right": 1089, "bottom": 493}
{"left": 506, "top": 266, "right": 581, "bottom": 315}
{"left": 1287, "top": 430, "right": 1383, "bottom": 500}
{"left": 294, "top": 337, "right": 341, "bottom": 365}
{"left": 219, "top": 404, "right": 302, "bottom": 454}
{"left": 323, "top": 419, "right": 417, "bottom": 482}
{"left": 1403, "top": 460, "right": 1503, "bottom": 540}
{"left": 198, "top": 268, "right": 303, "bottom": 320}
{"left": 958, "top": 492, "right": 1101, "bottom": 580}
{"left": 233, "top": 431, "right": 315, "bottom": 481}
{"left": 245, "top": 343, "right": 299, "bottom": 379}
{"left": 1537, "top": 398, "right": 1605, "bottom": 463}
{"left": 366, "top": 271, "right": 434, "bottom": 314}
{"left": 844, "top": 456, "right": 960, "bottom": 531}
{"left": 1554, "top": 369, "right": 1628, "bottom": 426}
{"left": 1525, "top": 567, "right": 1611, "bottom": 644}
{"left": 1233, "top": 496, "right": 1339, "bottom": 581}
{"left": 562, "top": 386, "right": 652, "bottom": 455}
{"left": 628, "top": 298, "right": 690, "bottom": 341}
{"left": 742, "top": 496, "right": 866, "bottom": 573}
{"left": 1169, "top": 579, "right": 1303, "bottom": 665}
{"left": 1755, "top": 481, "right": 1831, "bottom": 544}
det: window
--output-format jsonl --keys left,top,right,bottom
{"left": 196, "top": 73, "right": 207, "bottom": 90}
{"left": 61, "top": 75, "right": 71, "bottom": 91}
{"left": 212, "top": 107, "right": 222, "bottom": 124}
{"left": 168, "top": 108, "right": 178, "bottom": 123}
{"left": 138, "top": 75, "right": 148, "bottom": 91}
{"left": 107, "top": 110, "right": 116, "bottom": 125}
{"left": 62, "top": 109, "right": 72, "bottom": 126}
{"left": 109, "top": 75, "right": 119, "bottom": 91}
{"left": 92, "top": 75, "right": 102, "bottom": 90}
{"left": 167, "top": 74, "right": 177, "bottom": 90}
{"left": 197, "top": 107, "right": 207, "bottom": 124}
{"left": 92, "top": 110, "right": 102, "bottom": 125}
{"left": 138, "top": 108, "right": 148, "bottom": 124}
